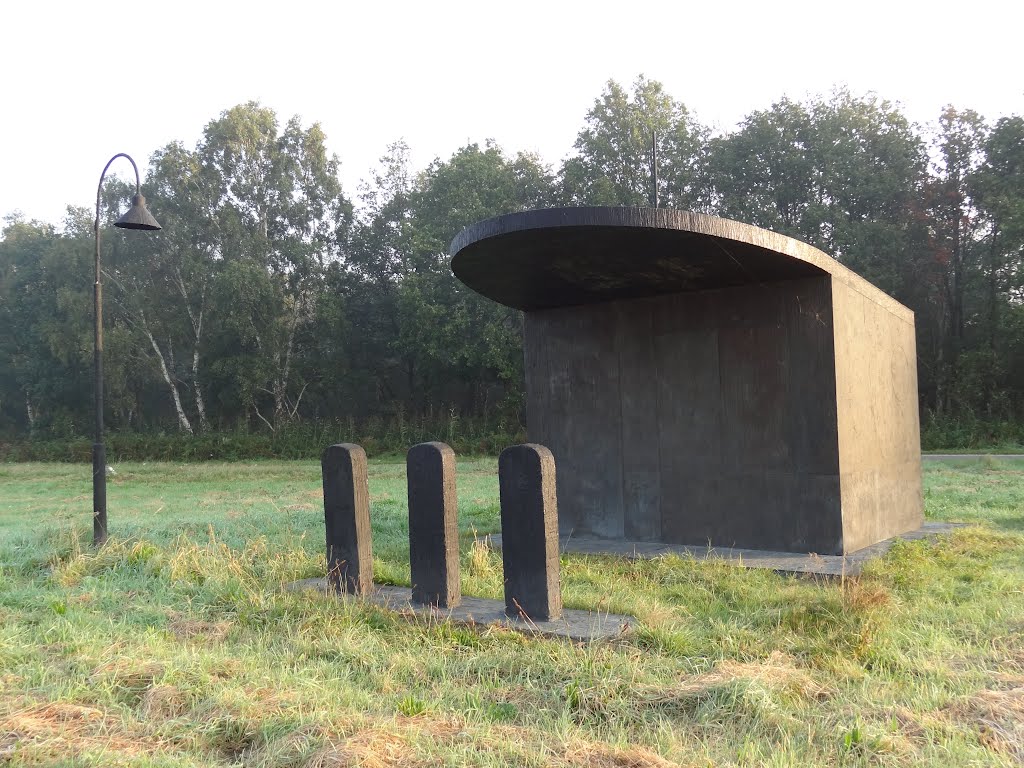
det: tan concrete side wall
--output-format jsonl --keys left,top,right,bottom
{"left": 831, "top": 280, "right": 924, "bottom": 552}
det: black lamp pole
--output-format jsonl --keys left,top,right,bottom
{"left": 93, "top": 153, "right": 161, "bottom": 546}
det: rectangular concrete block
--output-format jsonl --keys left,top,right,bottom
{"left": 322, "top": 443, "right": 373, "bottom": 595}
{"left": 407, "top": 441, "right": 460, "bottom": 608}
{"left": 498, "top": 444, "right": 562, "bottom": 621}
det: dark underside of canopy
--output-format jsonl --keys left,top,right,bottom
{"left": 450, "top": 209, "right": 827, "bottom": 311}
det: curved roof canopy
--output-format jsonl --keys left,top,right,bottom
{"left": 450, "top": 207, "right": 867, "bottom": 312}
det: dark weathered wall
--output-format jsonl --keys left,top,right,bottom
{"left": 525, "top": 276, "right": 847, "bottom": 554}
{"left": 832, "top": 281, "right": 924, "bottom": 551}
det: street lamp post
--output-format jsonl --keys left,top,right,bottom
{"left": 93, "top": 153, "right": 161, "bottom": 546}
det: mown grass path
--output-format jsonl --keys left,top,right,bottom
{"left": 0, "top": 458, "right": 1022, "bottom": 766}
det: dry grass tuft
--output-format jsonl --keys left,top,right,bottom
{"left": 637, "top": 650, "right": 830, "bottom": 711}
{"left": 0, "top": 701, "right": 155, "bottom": 760}
{"left": 947, "top": 683, "right": 1024, "bottom": 761}
{"left": 890, "top": 706, "right": 929, "bottom": 743}
{"left": 296, "top": 717, "right": 473, "bottom": 768}
{"left": 996, "top": 671, "right": 1024, "bottom": 688}
{"left": 5, "top": 702, "right": 106, "bottom": 730}
{"left": 561, "top": 741, "right": 679, "bottom": 768}
{"left": 465, "top": 536, "right": 495, "bottom": 580}
{"left": 702, "top": 651, "right": 830, "bottom": 697}
{"left": 89, "top": 660, "right": 164, "bottom": 693}
{"left": 840, "top": 577, "right": 891, "bottom": 612}
{"left": 139, "top": 683, "right": 189, "bottom": 720}
{"left": 163, "top": 535, "right": 316, "bottom": 598}
{"left": 248, "top": 724, "right": 325, "bottom": 764}
{"left": 168, "top": 613, "right": 232, "bottom": 643}
{"left": 636, "top": 598, "right": 679, "bottom": 629}
{"left": 303, "top": 729, "right": 415, "bottom": 768}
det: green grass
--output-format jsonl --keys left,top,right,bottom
{"left": 924, "top": 447, "right": 1024, "bottom": 455}
{"left": 1, "top": 458, "right": 1022, "bottom": 766}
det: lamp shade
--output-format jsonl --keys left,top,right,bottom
{"left": 114, "top": 193, "right": 161, "bottom": 231}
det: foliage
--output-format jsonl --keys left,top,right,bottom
{"left": 709, "top": 89, "right": 926, "bottom": 294}
{"left": 2, "top": 82, "right": 1023, "bottom": 443}
{"left": 920, "top": 412, "right": 1024, "bottom": 451}
{"left": 0, "top": 413, "right": 524, "bottom": 462}
{"left": 561, "top": 75, "right": 711, "bottom": 209}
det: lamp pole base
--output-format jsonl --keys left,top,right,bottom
{"left": 92, "top": 442, "right": 107, "bottom": 546}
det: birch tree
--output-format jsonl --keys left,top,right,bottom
{"left": 199, "top": 103, "right": 352, "bottom": 430}
{"left": 561, "top": 76, "right": 710, "bottom": 209}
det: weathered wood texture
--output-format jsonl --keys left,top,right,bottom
{"left": 525, "top": 278, "right": 848, "bottom": 553}
{"left": 406, "top": 441, "right": 461, "bottom": 608}
{"left": 322, "top": 443, "right": 373, "bottom": 594}
{"left": 498, "top": 444, "right": 562, "bottom": 621}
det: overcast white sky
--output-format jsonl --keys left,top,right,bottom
{"left": 2, "top": 0, "right": 1021, "bottom": 226}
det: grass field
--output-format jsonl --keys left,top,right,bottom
{"left": 0, "top": 457, "right": 1022, "bottom": 767}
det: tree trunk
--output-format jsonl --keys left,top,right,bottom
{"left": 193, "top": 348, "right": 209, "bottom": 432}
{"left": 271, "top": 289, "right": 306, "bottom": 426}
{"left": 141, "top": 322, "right": 194, "bottom": 434}
{"left": 986, "top": 225, "right": 1001, "bottom": 415}
{"left": 175, "top": 268, "right": 209, "bottom": 432}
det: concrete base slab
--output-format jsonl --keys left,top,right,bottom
{"left": 285, "top": 580, "right": 634, "bottom": 642}
{"left": 488, "top": 522, "right": 964, "bottom": 577}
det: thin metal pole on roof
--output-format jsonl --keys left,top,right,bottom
{"left": 650, "top": 130, "right": 658, "bottom": 208}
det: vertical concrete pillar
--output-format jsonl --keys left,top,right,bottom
{"left": 498, "top": 444, "right": 562, "bottom": 621}
{"left": 322, "top": 443, "right": 373, "bottom": 595}
{"left": 406, "top": 441, "right": 461, "bottom": 608}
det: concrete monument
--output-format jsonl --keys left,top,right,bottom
{"left": 407, "top": 441, "right": 461, "bottom": 608}
{"left": 322, "top": 443, "right": 374, "bottom": 594}
{"left": 498, "top": 444, "right": 562, "bottom": 621}
{"left": 451, "top": 208, "right": 924, "bottom": 555}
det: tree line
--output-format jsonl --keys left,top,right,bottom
{"left": 2, "top": 77, "right": 1023, "bottom": 449}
